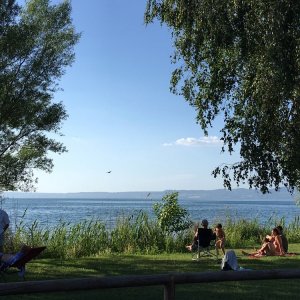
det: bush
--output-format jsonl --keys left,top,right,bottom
{"left": 153, "top": 192, "right": 192, "bottom": 234}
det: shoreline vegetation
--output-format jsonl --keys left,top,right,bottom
{"left": 2, "top": 192, "right": 300, "bottom": 299}
{"left": 5, "top": 210, "right": 300, "bottom": 259}
{"left": 3, "top": 192, "right": 299, "bottom": 259}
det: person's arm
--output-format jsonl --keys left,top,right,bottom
{"left": 194, "top": 229, "right": 198, "bottom": 238}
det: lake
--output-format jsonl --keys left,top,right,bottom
{"left": 1, "top": 197, "right": 300, "bottom": 230}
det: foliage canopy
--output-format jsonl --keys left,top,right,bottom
{"left": 145, "top": 0, "right": 300, "bottom": 193}
{"left": 0, "top": 0, "right": 79, "bottom": 191}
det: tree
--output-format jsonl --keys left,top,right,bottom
{"left": 0, "top": 0, "right": 80, "bottom": 191}
{"left": 145, "top": 0, "right": 300, "bottom": 193}
{"left": 153, "top": 192, "right": 191, "bottom": 233}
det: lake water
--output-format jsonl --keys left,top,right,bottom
{"left": 1, "top": 197, "right": 300, "bottom": 230}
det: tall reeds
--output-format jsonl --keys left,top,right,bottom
{"left": 4, "top": 210, "right": 300, "bottom": 258}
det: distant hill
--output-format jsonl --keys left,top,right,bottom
{"left": 2, "top": 188, "right": 293, "bottom": 201}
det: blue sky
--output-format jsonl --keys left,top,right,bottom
{"left": 33, "top": 0, "right": 241, "bottom": 193}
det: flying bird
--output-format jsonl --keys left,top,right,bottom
{"left": 106, "top": 171, "right": 112, "bottom": 173}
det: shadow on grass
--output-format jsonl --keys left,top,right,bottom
{"left": 3, "top": 279, "right": 300, "bottom": 300}
{"left": 2, "top": 250, "right": 300, "bottom": 299}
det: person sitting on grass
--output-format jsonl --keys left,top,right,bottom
{"left": 265, "top": 226, "right": 288, "bottom": 252}
{"left": 243, "top": 227, "right": 285, "bottom": 257}
{"left": 242, "top": 237, "right": 276, "bottom": 257}
{"left": 276, "top": 225, "right": 288, "bottom": 253}
{"left": 272, "top": 227, "right": 285, "bottom": 255}
{"left": 257, "top": 237, "right": 276, "bottom": 256}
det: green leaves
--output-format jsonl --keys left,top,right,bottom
{"left": 153, "top": 192, "right": 192, "bottom": 234}
{"left": 0, "top": 0, "right": 79, "bottom": 191}
{"left": 145, "top": 0, "right": 300, "bottom": 193}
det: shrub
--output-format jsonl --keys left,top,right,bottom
{"left": 153, "top": 192, "right": 192, "bottom": 234}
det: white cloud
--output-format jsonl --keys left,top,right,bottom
{"left": 163, "top": 136, "right": 222, "bottom": 147}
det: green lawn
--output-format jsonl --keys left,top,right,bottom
{"left": 2, "top": 244, "right": 300, "bottom": 300}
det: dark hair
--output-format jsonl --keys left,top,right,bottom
{"left": 277, "top": 225, "right": 283, "bottom": 233}
{"left": 216, "top": 223, "right": 222, "bottom": 229}
{"left": 201, "top": 219, "right": 208, "bottom": 226}
{"left": 272, "top": 227, "right": 280, "bottom": 235}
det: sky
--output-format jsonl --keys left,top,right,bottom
{"left": 30, "top": 0, "right": 241, "bottom": 193}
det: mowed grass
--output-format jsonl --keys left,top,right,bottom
{"left": 2, "top": 244, "right": 300, "bottom": 300}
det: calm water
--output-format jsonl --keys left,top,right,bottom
{"left": 1, "top": 197, "right": 300, "bottom": 230}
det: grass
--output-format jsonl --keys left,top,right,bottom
{"left": 2, "top": 244, "right": 300, "bottom": 300}
{"left": 2, "top": 200, "right": 300, "bottom": 299}
{"left": 5, "top": 211, "right": 300, "bottom": 258}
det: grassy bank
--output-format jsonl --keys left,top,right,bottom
{"left": 2, "top": 194, "right": 299, "bottom": 299}
{"left": 2, "top": 244, "right": 300, "bottom": 299}
{"left": 4, "top": 210, "right": 300, "bottom": 258}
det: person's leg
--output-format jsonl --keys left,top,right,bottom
{"left": 220, "top": 240, "right": 225, "bottom": 255}
{"left": 215, "top": 240, "right": 221, "bottom": 255}
{"left": 1, "top": 253, "right": 14, "bottom": 262}
{"left": 257, "top": 243, "right": 268, "bottom": 255}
